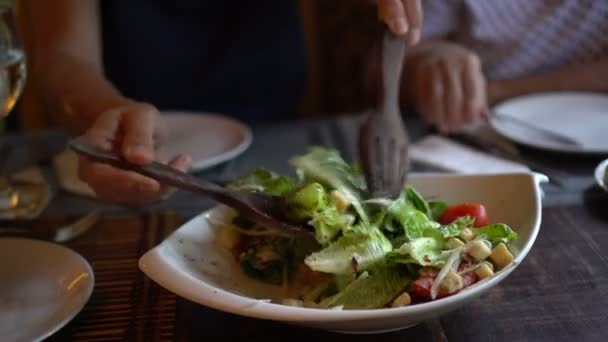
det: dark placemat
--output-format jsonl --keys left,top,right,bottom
{"left": 42, "top": 211, "right": 184, "bottom": 342}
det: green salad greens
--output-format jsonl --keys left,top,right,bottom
{"left": 224, "top": 147, "right": 519, "bottom": 309}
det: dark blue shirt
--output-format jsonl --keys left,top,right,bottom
{"left": 100, "top": 0, "right": 306, "bottom": 123}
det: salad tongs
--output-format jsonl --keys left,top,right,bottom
{"left": 358, "top": 30, "right": 410, "bottom": 199}
{"left": 69, "top": 138, "right": 312, "bottom": 237}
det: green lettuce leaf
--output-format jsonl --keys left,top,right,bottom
{"left": 438, "top": 216, "right": 474, "bottom": 238}
{"left": 334, "top": 273, "right": 356, "bottom": 292}
{"left": 387, "top": 228, "right": 447, "bottom": 266}
{"left": 429, "top": 201, "right": 448, "bottom": 221}
{"left": 474, "top": 223, "right": 518, "bottom": 247}
{"left": 304, "top": 223, "right": 392, "bottom": 275}
{"left": 406, "top": 186, "right": 432, "bottom": 218}
{"left": 319, "top": 264, "right": 411, "bottom": 309}
{"left": 387, "top": 195, "right": 440, "bottom": 241}
{"left": 228, "top": 167, "right": 296, "bottom": 196}
{"left": 309, "top": 206, "right": 354, "bottom": 245}
{"left": 283, "top": 182, "right": 355, "bottom": 245}
{"left": 284, "top": 182, "right": 329, "bottom": 222}
{"left": 291, "top": 147, "right": 368, "bottom": 223}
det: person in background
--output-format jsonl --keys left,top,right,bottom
{"left": 22, "top": 0, "right": 422, "bottom": 205}
{"left": 399, "top": 0, "right": 608, "bottom": 134}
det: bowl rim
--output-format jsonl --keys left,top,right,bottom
{"left": 594, "top": 158, "right": 608, "bottom": 191}
{"left": 139, "top": 172, "right": 545, "bottom": 322}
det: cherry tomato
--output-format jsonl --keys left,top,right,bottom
{"left": 411, "top": 277, "right": 434, "bottom": 300}
{"left": 410, "top": 270, "right": 479, "bottom": 301}
{"left": 439, "top": 203, "right": 489, "bottom": 227}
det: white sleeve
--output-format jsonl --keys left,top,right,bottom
{"left": 421, "top": 0, "right": 463, "bottom": 40}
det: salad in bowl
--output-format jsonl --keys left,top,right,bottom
{"left": 212, "top": 147, "right": 519, "bottom": 310}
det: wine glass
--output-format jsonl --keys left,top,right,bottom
{"left": 0, "top": 3, "right": 27, "bottom": 211}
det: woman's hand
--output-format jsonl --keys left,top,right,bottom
{"left": 77, "top": 101, "right": 191, "bottom": 206}
{"left": 377, "top": 0, "right": 422, "bottom": 44}
{"left": 403, "top": 41, "right": 488, "bottom": 134}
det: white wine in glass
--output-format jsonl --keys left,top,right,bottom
{"left": 0, "top": 4, "right": 27, "bottom": 212}
{"left": 0, "top": 47, "right": 25, "bottom": 118}
{"left": 0, "top": 3, "right": 25, "bottom": 119}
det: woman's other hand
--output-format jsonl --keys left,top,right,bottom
{"left": 403, "top": 41, "right": 488, "bottom": 134}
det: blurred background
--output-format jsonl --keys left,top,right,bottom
{"left": 6, "top": 0, "right": 382, "bottom": 132}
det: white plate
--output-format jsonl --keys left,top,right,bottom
{"left": 594, "top": 159, "right": 608, "bottom": 191}
{"left": 491, "top": 92, "right": 608, "bottom": 155}
{"left": 139, "top": 173, "right": 547, "bottom": 334}
{"left": 158, "top": 111, "right": 253, "bottom": 172}
{"left": 0, "top": 238, "right": 94, "bottom": 342}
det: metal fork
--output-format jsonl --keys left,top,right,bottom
{"left": 0, "top": 209, "right": 101, "bottom": 242}
{"left": 358, "top": 30, "right": 410, "bottom": 198}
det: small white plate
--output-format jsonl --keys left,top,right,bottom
{"left": 594, "top": 159, "right": 608, "bottom": 191}
{"left": 0, "top": 238, "right": 94, "bottom": 342}
{"left": 139, "top": 173, "right": 546, "bottom": 334}
{"left": 491, "top": 92, "right": 608, "bottom": 155}
{"left": 158, "top": 111, "right": 253, "bottom": 172}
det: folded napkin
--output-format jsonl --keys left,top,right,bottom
{"left": 410, "top": 135, "right": 530, "bottom": 174}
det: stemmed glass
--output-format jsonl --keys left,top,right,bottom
{"left": 0, "top": 3, "right": 27, "bottom": 211}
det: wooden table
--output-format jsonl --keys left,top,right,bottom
{"left": 2, "top": 115, "right": 607, "bottom": 341}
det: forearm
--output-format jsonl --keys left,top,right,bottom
{"left": 22, "top": 0, "right": 128, "bottom": 135}
{"left": 33, "top": 55, "right": 127, "bottom": 135}
{"left": 488, "top": 59, "right": 608, "bottom": 104}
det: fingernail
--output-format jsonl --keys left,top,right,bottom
{"left": 390, "top": 18, "right": 408, "bottom": 35}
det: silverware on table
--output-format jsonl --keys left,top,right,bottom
{"left": 0, "top": 209, "right": 101, "bottom": 243}
{"left": 492, "top": 111, "right": 581, "bottom": 147}
{"left": 53, "top": 209, "right": 101, "bottom": 243}
{"left": 69, "top": 138, "right": 312, "bottom": 237}
{"left": 358, "top": 30, "right": 410, "bottom": 198}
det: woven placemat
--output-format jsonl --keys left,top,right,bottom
{"left": 41, "top": 211, "right": 184, "bottom": 342}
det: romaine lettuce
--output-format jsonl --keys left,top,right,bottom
{"left": 304, "top": 223, "right": 392, "bottom": 275}
{"left": 387, "top": 194, "right": 440, "bottom": 241}
{"left": 474, "top": 223, "right": 518, "bottom": 247}
{"left": 284, "top": 182, "right": 329, "bottom": 222}
{"left": 387, "top": 228, "right": 448, "bottom": 267}
{"left": 291, "top": 147, "right": 369, "bottom": 223}
{"left": 228, "top": 167, "right": 296, "bottom": 196}
{"left": 438, "top": 216, "right": 474, "bottom": 238}
{"left": 319, "top": 264, "right": 411, "bottom": 309}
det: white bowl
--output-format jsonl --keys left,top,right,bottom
{"left": 139, "top": 172, "right": 547, "bottom": 334}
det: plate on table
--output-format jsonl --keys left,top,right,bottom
{"left": 158, "top": 111, "right": 253, "bottom": 172}
{"left": 490, "top": 92, "right": 608, "bottom": 155}
{"left": 139, "top": 173, "right": 547, "bottom": 334}
{"left": 594, "top": 158, "right": 608, "bottom": 191}
{"left": 0, "top": 238, "right": 94, "bottom": 341}
{"left": 53, "top": 111, "right": 253, "bottom": 197}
